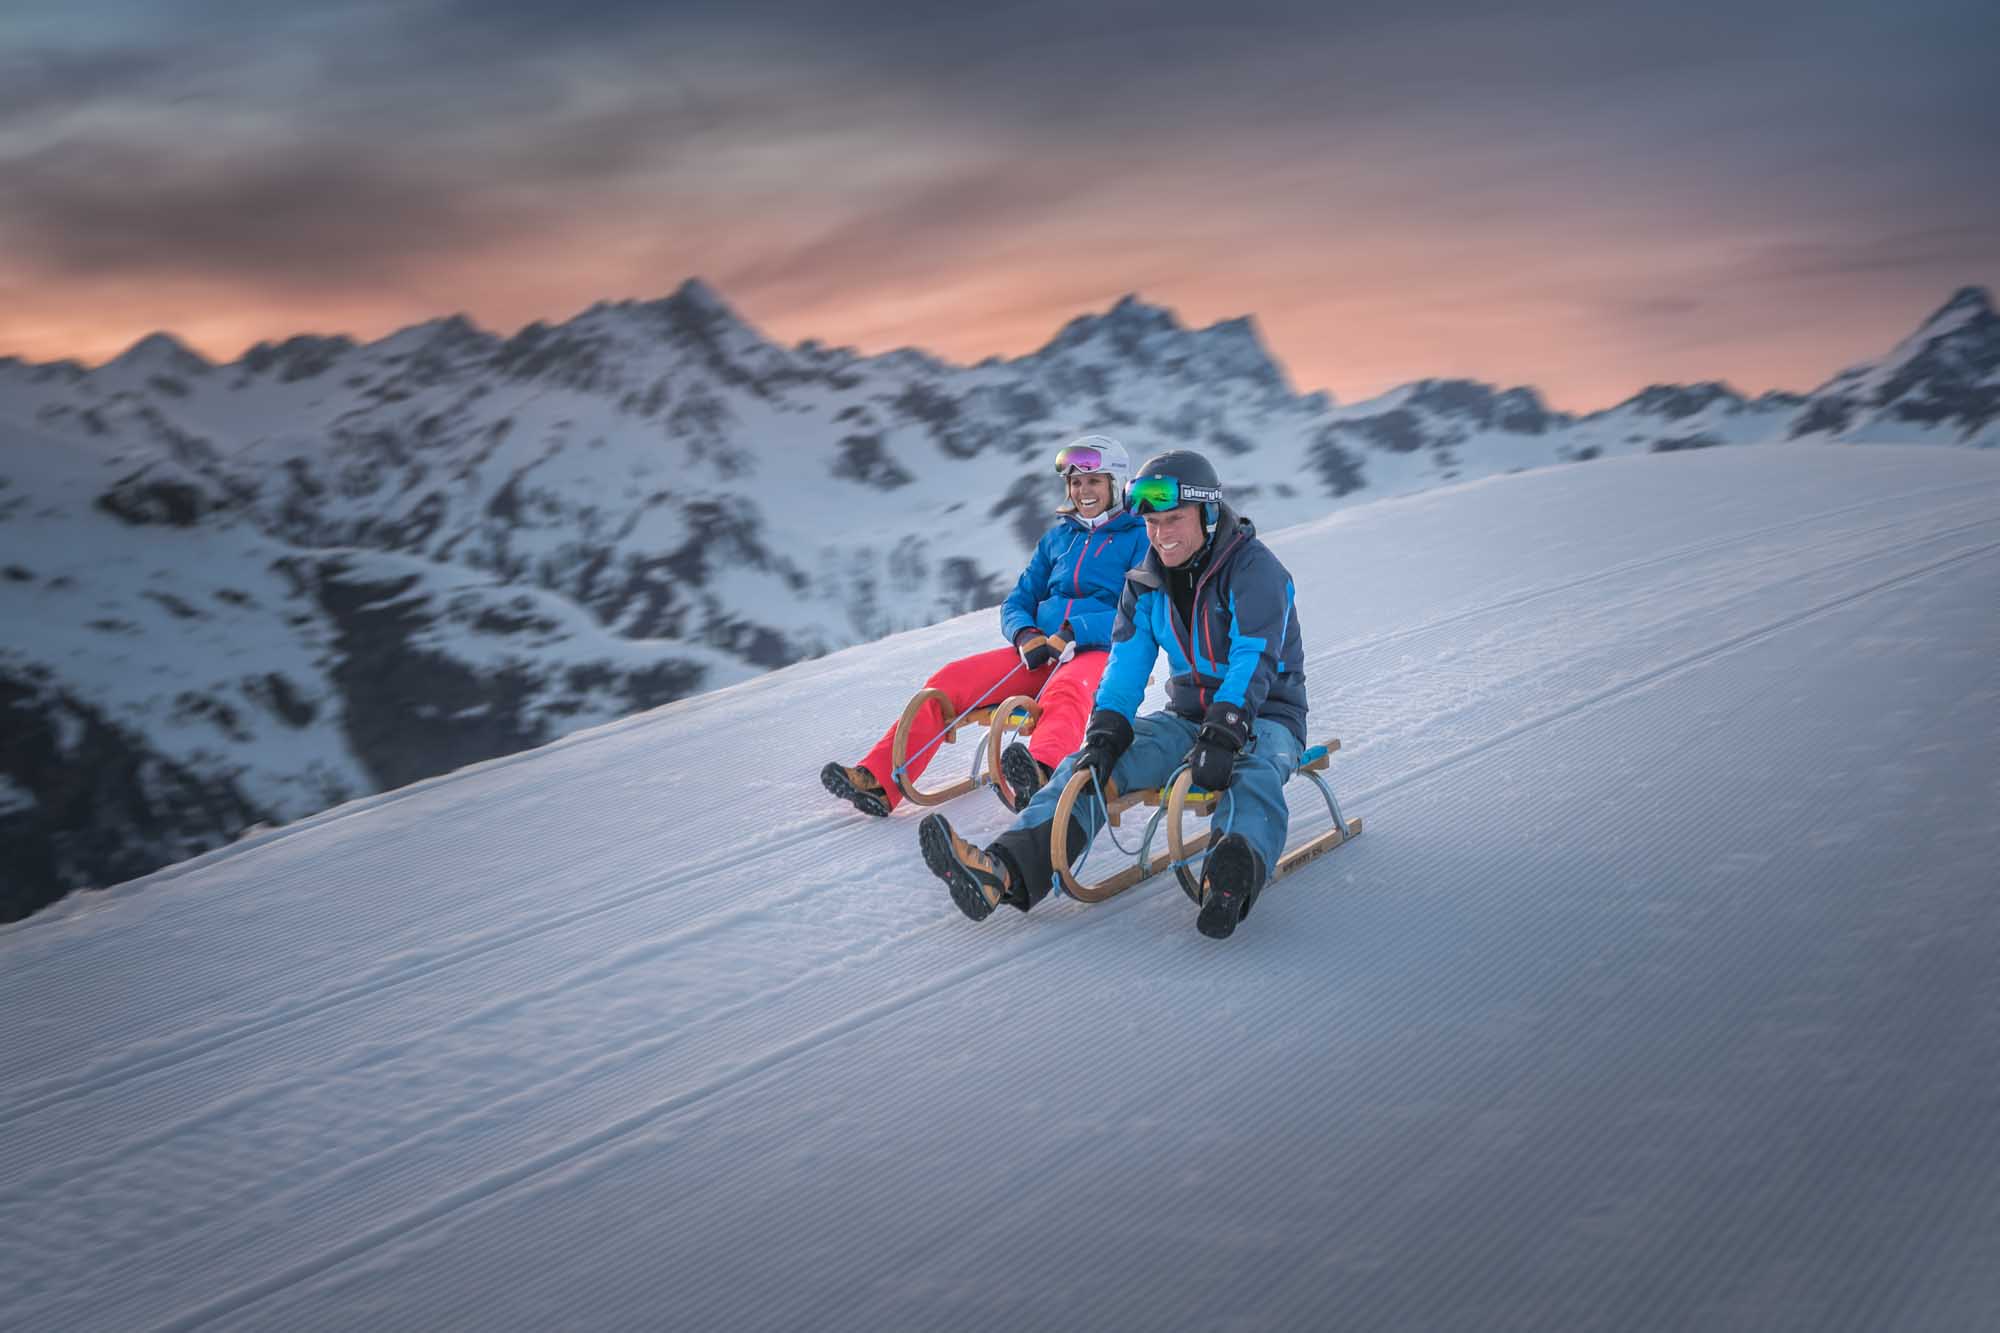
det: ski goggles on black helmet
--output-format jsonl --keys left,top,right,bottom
{"left": 1127, "top": 475, "right": 1222, "bottom": 513}
{"left": 1054, "top": 441, "right": 1111, "bottom": 476}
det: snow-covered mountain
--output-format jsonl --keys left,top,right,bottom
{"left": 4, "top": 445, "right": 1996, "bottom": 1330}
{"left": 1789, "top": 286, "right": 2000, "bottom": 443}
{"left": 2, "top": 283, "right": 1994, "bottom": 919}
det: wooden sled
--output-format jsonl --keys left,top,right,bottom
{"left": 890, "top": 690, "right": 1044, "bottom": 808}
{"left": 1049, "top": 738, "right": 1363, "bottom": 903}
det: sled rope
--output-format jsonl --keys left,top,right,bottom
{"left": 1067, "top": 733, "right": 1257, "bottom": 882}
{"left": 891, "top": 661, "right": 1054, "bottom": 780}
{"left": 1061, "top": 764, "right": 1155, "bottom": 895}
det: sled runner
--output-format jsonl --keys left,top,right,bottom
{"left": 1048, "top": 738, "right": 1363, "bottom": 903}
{"left": 889, "top": 690, "right": 1044, "bottom": 808}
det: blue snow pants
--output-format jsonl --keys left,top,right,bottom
{"left": 994, "top": 710, "right": 1303, "bottom": 908}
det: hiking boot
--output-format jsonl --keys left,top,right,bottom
{"left": 919, "top": 814, "right": 1015, "bottom": 921}
{"left": 998, "top": 741, "right": 1052, "bottom": 813}
{"left": 821, "top": 762, "right": 890, "bottom": 818}
{"left": 1196, "top": 833, "right": 1267, "bottom": 939}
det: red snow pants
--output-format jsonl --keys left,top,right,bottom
{"left": 857, "top": 644, "right": 1109, "bottom": 811}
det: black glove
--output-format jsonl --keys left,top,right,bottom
{"left": 1075, "top": 708, "right": 1134, "bottom": 794}
{"left": 1016, "top": 631, "right": 1058, "bottom": 672}
{"left": 1186, "top": 702, "right": 1250, "bottom": 791}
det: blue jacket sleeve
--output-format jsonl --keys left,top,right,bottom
{"left": 1064, "top": 606, "right": 1112, "bottom": 650}
{"left": 1092, "top": 573, "right": 1159, "bottom": 720}
{"left": 1000, "top": 530, "right": 1055, "bottom": 644}
{"left": 1214, "top": 546, "right": 1294, "bottom": 717}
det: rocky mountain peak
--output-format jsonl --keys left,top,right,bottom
{"left": 1034, "top": 294, "right": 1288, "bottom": 392}
{"left": 104, "top": 332, "right": 211, "bottom": 379}
{"left": 663, "top": 276, "right": 734, "bottom": 318}
{"left": 1389, "top": 379, "right": 1561, "bottom": 435}
{"left": 1105, "top": 292, "right": 1182, "bottom": 331}
{"left": 1882, "top": 286, "right": 1996, "bottom": 365}
{"left": 1189, "top": 314, "right": 1292, "bottom": 392}
{"left": 1039, "top": 294, "right": 1184, "bottom": 357}
{"left": 1930, "top": 285, "right": 1993, "bottom": 325}
{"left": 1617, "top": 381, "right": 1747, "bottom": 420}
{"left": 357, "top": 315, "right": 499, "bottom": 388}
{"left": 637, "top": 278, "right": 769, "bottom": 346}
{"left": 1793, "top": 287, "right": 2000, "bottom": 440}
{"left": 1867, "top": 287, "right": 1999, "bottom": 430}
{"left": 402, "top": 313, "right": 491, "bottom": 347}
{"left": 238, "top": 332, "right": 359, "bottom": 382}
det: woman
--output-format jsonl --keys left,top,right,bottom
{"left": 821, "top": 435, "right": 1151, "bottom": 816}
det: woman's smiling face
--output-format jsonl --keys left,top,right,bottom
{"left": 1068, "top": 472, "right": 1114, "bottom": 517}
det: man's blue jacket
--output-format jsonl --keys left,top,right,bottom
{"left": 1094, "top": 507, "right": 1308, "bottom": 745}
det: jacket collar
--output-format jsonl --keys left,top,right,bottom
{"left": 1060, "top": 507, "right": 1143, "bottom": 535}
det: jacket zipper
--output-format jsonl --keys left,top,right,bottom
{"left": 1168, "top": 528, "right": 1242, "bottom": 711}
{"left": 1059, "top": 530, "right": 1085, "bottom": 629}
{"left": 1060, "top": 528, "right": 1119, "bottom": 634}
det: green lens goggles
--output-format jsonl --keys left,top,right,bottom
{"left": 1128, "top": 475, "right": 1221, "bottom": 513}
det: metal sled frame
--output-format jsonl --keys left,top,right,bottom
{"left": 890, "top": 690, "right": 1043, "bottom": 808}
{"left": 1048, "top": 738, "right": 1364, "bottom": 904}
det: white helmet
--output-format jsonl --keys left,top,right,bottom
{"left": 1053, "top": 434, "right": 1131, "bottom": 513}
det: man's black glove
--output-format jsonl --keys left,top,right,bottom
{"left": 1076, "top": 708, "right": 1134, "bottom": 795}
{"left": 1186, "top": 702, "right": 1250, "bottom": 791}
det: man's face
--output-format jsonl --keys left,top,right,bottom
{"left": 1067, "top": 472, "right": 1114, "bottom": 518}
{"left": 1144, "top": 504, "right": 1205, "bottom": 567}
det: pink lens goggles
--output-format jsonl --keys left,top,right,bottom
{"left": 1054, "top": 443, "right": 1105, "bottom": 475}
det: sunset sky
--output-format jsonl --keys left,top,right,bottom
{"left": 4, "top": 0, "right": 1995, "bottom": 409}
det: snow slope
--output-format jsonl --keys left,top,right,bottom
{"left": 3, "top": 445, "right": 1997, "bottom": 1331}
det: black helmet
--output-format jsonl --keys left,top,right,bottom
{"left": 1128, "top": 440, "right": 1216, "bottom": 512}
{"left": 1127, "top": 450, "right": 1222, "bottom": 515}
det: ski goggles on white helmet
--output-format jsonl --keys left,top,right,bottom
{"left": 1055, "top": 441, "right": 1112, "bottom": 475}
{"left": 1128, "top": 475, "right": 1222, "bottom": 513}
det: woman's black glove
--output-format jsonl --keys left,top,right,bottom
{"left": 1186, "top": 703, "right": 1250, "bottom": 791}
{"left": 1016, "top": 631, "right": 1058, "bottom": 672}
{"left": 1076, "top": 709, "right": 1134, "bottom": 794}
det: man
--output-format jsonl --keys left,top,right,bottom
{"left": 919, "top": 449, "right": 1309, "bottom": 939}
